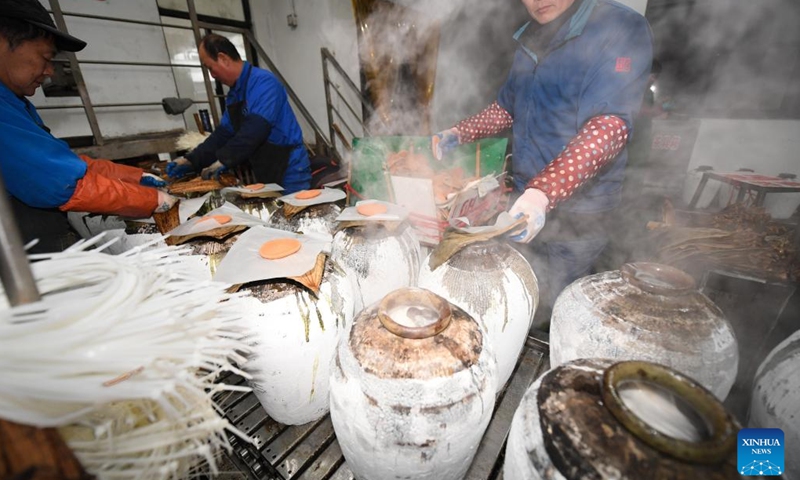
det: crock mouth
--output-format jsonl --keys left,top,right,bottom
{"left": 378, "top": 288, "right": 452, "bottom": 339}
{"left": 621, "top": 263, "right": 696, "bottom": 296}
{"left": 601, "top": 360, "right": 736, "bottom": 464}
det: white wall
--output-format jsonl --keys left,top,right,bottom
{"left": 33, "top": 0, "right": 185, "bottom": 139}
{"left": 687, "top": 119, "right": 800, "bottom": 176}
{"left": 249, "top": 0, "right": 362, "bottom": 150}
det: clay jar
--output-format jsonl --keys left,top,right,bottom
{"left": 330, "top": 288, "right": 497, "bottom": 480}
{"left": 504, "top": 358, "right": 740, "bottom": 480}
{"left": 550, "top": 262, "right": 739, "bottom": 400}
{"left": 238, "top": 258, "right": 355, "bottom": 425}
{"left": 749, "top": 329, "right": 800, "bottom": 480}
{"left": 330, "top": 222, "right": 421, "bottom": 314}
{"left": 418, "top": 239, "right": 538, "bottom": 392}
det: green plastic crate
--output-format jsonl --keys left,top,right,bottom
{"left": 348, "top": 136, "right": 508, "bottom": 205}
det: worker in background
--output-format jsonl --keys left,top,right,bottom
{"left": 166, "top": 34, "right": 312, "bottom": 194}
{"left": 434, "top": 0, "right": 653, "bottom": 325}
{"left": 0, "top": 0, "right": 176, "bottom": 253}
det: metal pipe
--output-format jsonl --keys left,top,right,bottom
{"left": 0, "top": 170, "right": 41, "bottom": 306}
{"left": 186, "top": 0, "right": 220, "bottom": 127}
{"left": 80, "top": 60, "right": 200, "bottom": 68}
{"left": 47, "top": 10, "right": 193, "bottom": 30}
{"left": 160, "top": 17, "right": 189, "bottom": 132}
{"left": 36, "top": 101, "right": 210, "bottom": 110}
{"left": 330, "top": 82, "right": 365, "bottom": 130}
{"left": 321, "top": 49, "right": 337, "bottom": 158}
{"left": 330, "top": 106, "right": 358, "bottom": 139}
{"left": 49, "top": 0, "right": 104, "bottom": 145}
{"left": 321, "top": 48, "right": 376, "bottom": 119}
{"left": 195, "top": 21, "right": 248, "bottom": 34}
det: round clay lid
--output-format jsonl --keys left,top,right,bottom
{"left": 259, "top": 238, "right": 302, "bottom": 260}
{"left": 356, "top": 203, "right": 388, "bottom": 216}
{"left": 199, "top": 214, "right": 232, "bottom": 225}
{"left": 295, "top": 189, "right": 323, "bottom": 200}
{"left": 349, "top": 288, "right": 483, "bottom": 380}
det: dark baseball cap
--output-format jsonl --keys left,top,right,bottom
{"left": 0, "top": 0, "right": 86, "bottom": 52}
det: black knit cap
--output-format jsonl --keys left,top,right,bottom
{"left": 0, "top": 0, "right": 86, "bottom": 52}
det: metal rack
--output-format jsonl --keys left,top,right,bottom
{"left": 214, "top": 335, "right": 550, "bottom": 480}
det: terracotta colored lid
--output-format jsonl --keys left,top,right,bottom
{"left": 245, "top": 183, "right": 265, "bottom": 191}
{"left": 259, "top": 238, "right": 302, "bottom": 260}
{"left": 199, "top": 214, "right": 232, "bottom": 225}
{"left": 349, "top": 288, "right": 483, "bottom": 380}
{"left": 356, "top": 203, "right": 388, "bottom": 216}
{"left": 295, "top": 189, "right": 322, "bottom": 200}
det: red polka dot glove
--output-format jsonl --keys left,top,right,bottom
{"left": 454, "top": 101, "right": 514, "bottom": 144}
{"left": 528, "top": 115, "right": 628, "bottom": 210}
{"left": 508, "top": 188, "right": 549, "bottom": 243}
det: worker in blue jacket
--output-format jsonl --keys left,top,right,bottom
{"left": 167, "top": 34, "right": 312, "bottom": 194}
{"left": 434, "top": 0, "right": 653, "bottom": 324}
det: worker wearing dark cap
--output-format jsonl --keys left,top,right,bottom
{"left": 0, "top": 0, "right": 177, "bottom": 252}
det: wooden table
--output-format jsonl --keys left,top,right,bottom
{"left": 688, "top": 171, "right": 800, "bottom": 209}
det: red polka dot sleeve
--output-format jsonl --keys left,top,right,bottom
{"left": 528, "top": 115, "right": 629, "bottom": 211}
{"left": 454, "top": 101, "right": 514, "bottom": 143}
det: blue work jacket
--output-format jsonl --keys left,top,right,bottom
{"left": 188, "top": 62, "right": 311, "bottom": 192}
{"left": 498, "top": 0, "right": 653, "bottom": 213}
{"left": 0, "top": 81, "right": 86, "bottom": 208}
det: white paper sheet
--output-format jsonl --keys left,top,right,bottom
{"left": 125, "top": 192, "right": 212, "bottom": 224}
{"left": 221, "top": 183, "right": 284, "bottom": 195}
{"left": 166, "top": 202, "right": 267, "bottom": 237}
{"left": 449, "top": 211, "right": 519, "bottom": 235}
{"left": 336, "top": 200, "right": 408, "bottom": 222}
{"left": 279, "top": 188, "right": 346, "bottom": 207}
{"left": 212, "top": 226, "right": 330, "bottom": 284}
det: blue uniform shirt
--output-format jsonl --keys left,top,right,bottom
{"left": 0, "top": 81, "right": 86, "bottom": 208}
{"left": 189, "top": 62, "right": 311, "bottom": 192}
{"left": 498, "top": 0, "right": 653, "bottom": 213}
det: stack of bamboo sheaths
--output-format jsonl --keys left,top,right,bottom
{"left": 648, "top": 202, "right": 800, "bottom": 281}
